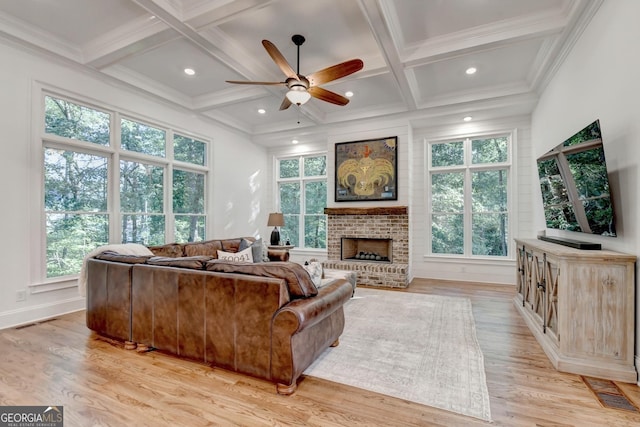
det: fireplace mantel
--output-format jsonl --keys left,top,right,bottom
{"left": 324, "top": 206, "right": 408, "bottom": 216}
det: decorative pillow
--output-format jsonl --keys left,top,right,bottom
{"left": 261, "top": 240, "right": 270, "bottom": 262}
{"left": 217, "top": 247, "right": 253, "bottom": 263}
{"left": 206, "top": 260, "right": 318, "bottom": 298}
{"left": 303, "top": 261, "right": 323, "bottom": 287}
{"left": 239, "top": 238, "right": 267, "bottom": 262}
{"left": 238, "top": 238, "right": 252, "bottom": 251}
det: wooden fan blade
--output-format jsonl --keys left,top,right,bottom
{"left": 279, "top": 96, "right": 292, "bottom": 110}
{"left": 307, "top": 59, "right": 363, "bottom": 87}
{"left": 308, "top": 86, "right": 349, "bottom": 106}
{"left": 262, "top": 40, "right": 299, "bottom": 80}
{"left": 225, "top": 80, "right": 286, "bottom": 85}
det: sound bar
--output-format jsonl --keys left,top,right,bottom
{"left": 537, "top": 235, "right": 601, "bottom": 250}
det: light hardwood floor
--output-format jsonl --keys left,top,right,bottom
{"left": 1, "top": 279, "right": 639, "bottom": 426}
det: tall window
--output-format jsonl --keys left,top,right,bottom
{"left": 42, "top": 94, "right": 208, "bottom": 278}
{"left": 276, "top": 154, "right": 327, "bottom": 249}
{"left": 428, "top": 135, "right": 511, "bottom": 257}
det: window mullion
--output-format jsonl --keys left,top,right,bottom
{"left": 111, "top": 152, "right": 120, "bottom": 243}
{"left": 166, "top": 163, "right": 173, "bottom": 244}
{"left": 464, "top": 138, "right": 473, "bottom": 257}
{"left": 111, "top": 113, "right": 121, "bottom": 243}
{"left": 299, "top": 179, "right": 306, "bottom": 247}
{"left": 464, "top": 175, "right": 470, "bottom": 257}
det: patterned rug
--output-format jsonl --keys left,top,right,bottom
{"left": 304, "top": 287, "right": 492, "bottom": 421}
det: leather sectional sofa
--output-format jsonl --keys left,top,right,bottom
{"left": 85, "top": 237, "right": 353, "bottom": 394}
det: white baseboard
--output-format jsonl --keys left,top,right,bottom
{"left": 0, "top": 296, "right": 85, "bottom": 331}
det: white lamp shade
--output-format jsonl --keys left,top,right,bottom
{"left": 286, "top": 87, "right": 311, "bottom": 105}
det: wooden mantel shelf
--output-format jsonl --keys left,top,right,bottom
{"left": 324, "top": 206, "right": 408, "bottom": 215}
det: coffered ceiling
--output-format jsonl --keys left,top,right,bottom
{"left": 0, "top": 0, "right": 601, "bottom": 147}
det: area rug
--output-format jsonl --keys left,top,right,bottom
{"left": 304, "top": 288, "right": 492, "bottom": 421}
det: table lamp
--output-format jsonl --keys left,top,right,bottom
{"left": 267, "top": 212, "right": 285, "bottom": 245}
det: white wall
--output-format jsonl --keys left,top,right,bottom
{"left": 531, "top": 0, "right": 640, "bottom": 367}
{"left": 0, "top": 39, "right": 268, "bottom": 329}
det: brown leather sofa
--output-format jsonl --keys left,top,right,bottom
{"left": 85, "top": 237, "right": 353, "bottom": 394}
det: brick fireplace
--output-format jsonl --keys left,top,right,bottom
{"left": 323, "top": 206, "right": 409, "bottom": 288}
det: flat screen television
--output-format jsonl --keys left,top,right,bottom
{"left": 536, "top": 119, "right": 616, "bottom": 239}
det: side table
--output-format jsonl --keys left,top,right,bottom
{"left": 268, "top": 245, "right": 294, "bottom": 251}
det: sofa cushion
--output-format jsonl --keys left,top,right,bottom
{"left": 220, "top": 238, "right": 246, "bottom": 252}
{"left": 183, "top": 240, "right": 223, "bottom": 257}
{"left": 206, "top": 260, "right": 318, "bottom": 299}
{"left": 217, "top": 247, "right": 253, "bottom": 263}
{"left": 147, "top": 243, "right": 184, "bottom": 258}
{"left": 95, "top": 251, "right": 152, "bottom": 264}
{"left": 146, "top": 255, "right": 213, "bottom": 269}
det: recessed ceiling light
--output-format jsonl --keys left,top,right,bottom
{"left": 463, "top": 116, "right": 473, "bottom": 122}
{"left": 465, "top": 67, "right": 477, "bottom": 75}
{"left": 184, "top": 68, "right": 196, "bottom": 76}
{"left": 258, "top": 108, "right": 266, "bottom": 114}
{"left": 292, "top": 139, "right": 299, "bottom": 144}
{"left": 345, "top": 91, "right": 354, "bottom": 98}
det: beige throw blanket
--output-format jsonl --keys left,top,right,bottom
{"left": 78, "top": 243, "right": 154, "bottom": 297}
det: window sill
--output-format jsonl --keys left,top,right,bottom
{"left": 29, "top": 277, "right": 79, "bottom": 294}
{"left": 422, "top": 255, "right": 515, "bottom": 267}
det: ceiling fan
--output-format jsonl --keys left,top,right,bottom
{"left": 226, "top": 34, "right": 363, "bottom": 110}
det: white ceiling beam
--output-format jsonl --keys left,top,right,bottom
{"left": 401, "top": 14, "right": 567, "bottom": 69}
{"left": 84, "top": 17, "right": 178, "bottom": 69}
{"left": 182, "top": 0, "right": 276, "bottom": 28}
{"left": 192, "top": 86, "right": 267, "bottom": 111}
{"left": 358, "top": 0, "right": 417, "bottom": 110}
{"left": 0, "top": 11, "right": 83, "bottom": 62}
{"left": 129, "top": 0, "right": 325, "bottom": 124}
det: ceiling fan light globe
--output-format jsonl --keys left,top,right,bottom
{"left": 286, "top": 87, "right": 311, "bottom": 105}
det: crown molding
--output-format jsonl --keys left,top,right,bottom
{"left": 0, "top": 11, "right": 82, "bottom": 62}
{"left": 534, "top": 0, "right": 605, "bottom": 94}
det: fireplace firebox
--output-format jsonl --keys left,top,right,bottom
{"left": 341, "top": 237, "right": 392, "bottom": 263}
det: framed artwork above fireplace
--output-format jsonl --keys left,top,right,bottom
{"left": 334, "top": 136, "right": 398, "bottom": 202}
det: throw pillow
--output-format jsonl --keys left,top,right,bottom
{"left": 303, "top": 261, "right": 323, "bottom": 287}
{"left": 260, "top": 239, "right": 270, "bottom": 262}
{"left": 239, "top": 237, "right": 268, "bottom": 263}
{"left": 217, "top": 247, "right": 253, "bottom": 263}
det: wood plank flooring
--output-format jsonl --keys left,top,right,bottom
{"left": 1, "top": 278, "right": 639, "bottom": 426}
